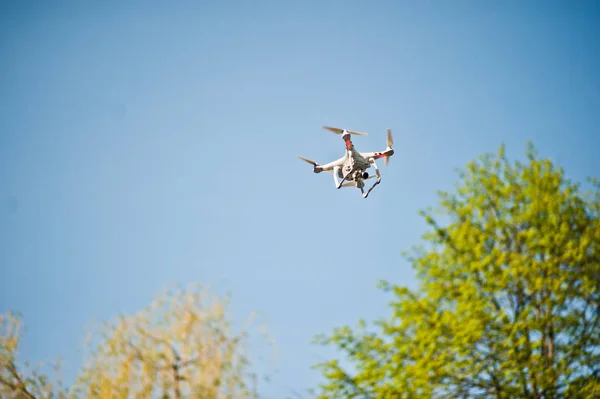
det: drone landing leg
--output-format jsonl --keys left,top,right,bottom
{"left": 372, "top": 158, "right": 381, "bottom": 182}
{"left": 363, "top": 179, "right": 380, "bottom": 198}
{"left": 363, "top": 160, "right": 382, "bottom": 198}
{"left": 333, "top": 166, "right": 342, "bottom": 189}
{"left": 335, "top": 167, "right": 350, "bottom": 189}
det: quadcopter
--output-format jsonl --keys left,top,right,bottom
{"left": 298, "top": 125, "right": 394, "bottom": 198}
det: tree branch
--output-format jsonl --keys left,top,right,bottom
{"left": 3, "top": 362, "right": 37, "bottom": 399}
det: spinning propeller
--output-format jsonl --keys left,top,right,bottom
{"left": 322, "top": 125, "right": 368, "bottom": 136}
{"left": 297, "top": 155, "right": 320, "bottom": 173}
{"left": 297, "top": 156, "right": 317, "bottom": 166}
{"left": 384, "top": 128, "right": 394, "bottom": 166}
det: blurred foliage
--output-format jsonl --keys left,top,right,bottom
{"left": 0, "top": 312, "right": 68, "bottom": 399}
{"left": 312, "top": 142, "right": 600, "bottom": 398}
{"left": 1, "top": 284, "right": 275, "bottom": 399}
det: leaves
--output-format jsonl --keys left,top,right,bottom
{"left": 0, "top": 312, "right": 68, "bottom": 399}
{"left": 71, "top": 283, "right": 275, "bottom": 399}
{"left": 312, "top": 142, "right": 600, "bottom": 398}
{"left": 1, "top": 284, "right": 276, "bottom": 399}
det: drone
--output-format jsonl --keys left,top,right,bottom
{"left": 298, "top": 125, "right": 394, "bottom": 198}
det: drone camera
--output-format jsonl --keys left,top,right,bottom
{"left": 362, "top": 172, "right": 369, "bottom": 179}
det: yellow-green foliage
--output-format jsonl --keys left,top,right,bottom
{"left": 1, "top": 312, "right": 68, "bottom": 399}
{"left": 312, "top": 143, "right": 600, "bottom": 398}
{"left": 1, "top": 284, "right": 274, "bottom": 399}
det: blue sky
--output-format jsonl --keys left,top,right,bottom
{"left": 1, "top": 1, "right": 599, "bottom": 397}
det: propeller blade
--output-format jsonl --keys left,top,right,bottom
{"left": 297, "top": 156, "right": 318, "bottom": 166}
{"left": 384, "top": 128, "right": 393, "bottom": 166}
{"left": 323, "top": 125, "right": 368, "bottom": 136}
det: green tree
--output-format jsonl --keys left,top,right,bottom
{"left": 312, "top": 143, "right": 600, "bottom": 398}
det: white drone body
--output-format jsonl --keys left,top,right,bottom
{"left": 298, "top": 125, "right": 394, "bottom": 198}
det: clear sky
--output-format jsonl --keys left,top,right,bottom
{"left": 1, "top": 1, "right": 599, "bottom": 397}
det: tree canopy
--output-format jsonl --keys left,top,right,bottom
{"left": 312, "top": 143, "right": 600, "bottom": 398}
{"left": 1, "top": 284, "right": 274, "bottom": 399}
{"left": 1, "top": 312, "right": 67, "bottom": 399}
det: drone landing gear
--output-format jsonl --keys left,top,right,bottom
{"left": 337, "top": 175, "right": 349, "bottom": 189}
{"left": 362, "top": 159, "right": 382, "bottom": 198}
{"left": 333, "top": 166, "right": 343, "bottom": 189}
{"left": 362, "top": 178, "right": 381, "bottom": 198}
